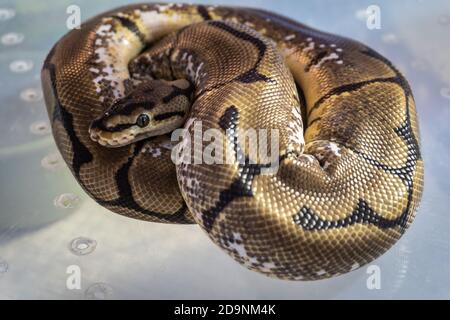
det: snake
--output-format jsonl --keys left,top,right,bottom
{"left": 41, "top": 3, "right": 423, "bottom": 280}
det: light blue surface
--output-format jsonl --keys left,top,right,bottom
{"left": 0, "top": 0, "right": 449, "bottom": 299}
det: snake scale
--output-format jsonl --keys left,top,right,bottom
{"left": 41, "top": 3, "right": 423, "bottom": 280}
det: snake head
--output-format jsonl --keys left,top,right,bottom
{"left": 89, "top": 79, "right": 193, "bottom": 148}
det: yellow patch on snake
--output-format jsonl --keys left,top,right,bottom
{"left": 137, "top": 7, "right": 202, "bottom": 41}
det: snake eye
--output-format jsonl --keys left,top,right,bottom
{"left": 136, "top": 114, "right": 150, "bottom": 128}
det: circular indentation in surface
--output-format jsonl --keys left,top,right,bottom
{"left": 85, "top": 283, "right": 113, "bottom": 300}
{"left": 30, "top": 121, "right": 50, "bottom": 135}
{"left": 41, "top": 152, "right": 65, "bottom": 171}
{"left": 440, "top": 88, "right": 450, "bottom": 100}
{"left": 20, "top": 88, "right": 42, "bottom": 102}
{"left": 0, "top": 258, "right": 8, "bottom": 274}
{"left": 9, "top": 60, "right": 33, "bottom": 73}
{"left": 69, "top": 237, "right": 97, "bottom": 256}
{"left": 0, "top": 8, "right": 15, "bottom": 21}
{"left": 1, "top": 32, "right": 24, "bottom": 45}
{"left": 54, "top": 193, "right": 80, "bottom": 209}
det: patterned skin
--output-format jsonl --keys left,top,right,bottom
{"left": 41, "top": 3, "right": 423, "bottom": 280}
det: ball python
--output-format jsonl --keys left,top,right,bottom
{"left": 41, "top": 3, "right": 423, "bottom": 280}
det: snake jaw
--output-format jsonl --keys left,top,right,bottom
{"left": 88, "top": 119, "right": 138, "bottom": 148}
{"left": 92, "top": 133, "right": 137, "bottom": 148}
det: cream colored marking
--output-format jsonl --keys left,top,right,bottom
{"left": 91, "top": 20, "right": 142, "bottom": 99}
{"left": 228, "top": 233, "right": 250, "bottom": 260}
{"left": 96, "top": 23, "right": 112, "bottom": 36}
{"left": 138, "top": 10, "right": 193, "bottom": 41}
{"left": 303, "top": 154, "right": 316, "bottom": 163}
{"left": 258, "top": 261, "right": 277, "bottom": 272}
{"left": 155, "top": 3, "right": 174, "bottom": 11}
{"left": 244, "top": 21, "right": 255, "bottom": 28}
{"left": 142, "top": 145, "right": 162, "bottom": 157}
{"left": 316, "top": 269, "right": 327, "bottom": 276}
{"left": 303, "top": 41, "right": 315, "bottom": 52}
{"left": 185, "top": 176, "right": 200, "bottom": 190}
{"left": 287, "top": 104, "right": 305, "bottom": 151}
{"left": 284, "top": 34, "right": 296, "bottom": 41}
{"left": 328, "top": 142, "right": 342, "bottom": 156}
{"left": 351, "top": 262, "right": 360, "bottom": 271}
{"left": 315, "top": 52, "right": 339, "bottom": 68}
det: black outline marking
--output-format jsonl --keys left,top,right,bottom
{"left": 304, "top": 50, "right": 328, "bottom": 72}
{"left": 112, "top": 15, "right": 145, "bottom": 43}
{"left": 208, "top": 21, "right": 272, "bottom": 83}
{"left": 293, "top": 47, "right": 421, "bottom": 233}
{"left": 202, "top": 106, "right": 273, "bottom": 232}
{"left": 293, "top": 199, "right": 410, "bottom": 231}
{"left": 197, "top": 5, "right": 212, "bottom": 21}
{"left": 295, "top": 81, "right": 308, "bottom": 126}
{"left": 110, "top": 96, "right": 156, "bottom": 116}
{"left": 307, "top": 76, "right": 400, "bottom": 117}
{"left": 162, "top": 82, "right": 194, "bottom": 104}
{"left": 154, "top": 111, "right": 185, "bottom": 121}
{"left": 90, "top": 118, "right": 134, "bottom": 133}
{"left": 96, "top": 140, "right": 191, "bottom": 223}
{"left": 308, "top": 117, "right": 321, "bottom": 126}
{"left": 44, "top": 59, "right": 190, "bottom": 224}
{"left": 45, "top": 63, "right": 93, "bottom": 180}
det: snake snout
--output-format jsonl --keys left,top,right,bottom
{"left": 88, "top": 117, "right": 137, "bottom": 148}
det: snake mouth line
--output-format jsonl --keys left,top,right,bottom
{"left": 89, "top": 130, "right": 136, "bottom": 148}
{"left": 89, "top": 127, "right": 168, "bottom": 148}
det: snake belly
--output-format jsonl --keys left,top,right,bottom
{"left": 41, "top": 3, "right": 423, "bottom": 280}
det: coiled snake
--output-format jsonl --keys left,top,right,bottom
{"left": 41, "top": 3, "right": 423, "bottom": 280}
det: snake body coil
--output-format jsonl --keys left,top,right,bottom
{"left": 41, "top": 3, "right": 423, "bottom": 280}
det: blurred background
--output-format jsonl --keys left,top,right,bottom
{"left": 0, "top": 0, "right": 448, "bottom": 299}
